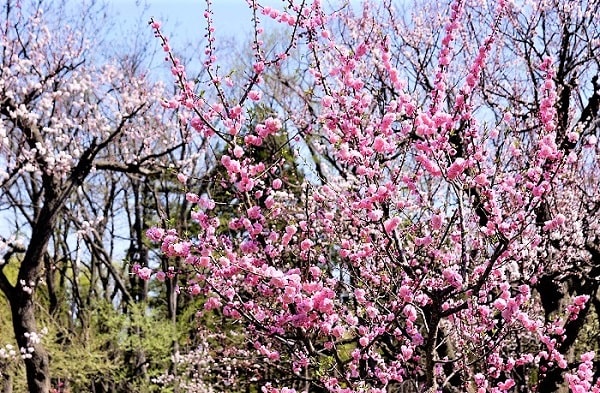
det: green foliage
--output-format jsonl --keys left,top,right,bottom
{"left": 574, "top": 300, "right": 600, "bottom": 358}
{"left": 0, "top": 257, "right": 27, "bottom": 392}
{"left": 1, "top": 257, "right": 20, "bottom": 286}
{"left": 0, "top": 289, "right": 26, "bottom": 393}
{"left": 0, "top": 283, "right": 186, "bottom": 393}
{"left": 86, "top": 301, "right": 178, "bottom": 392}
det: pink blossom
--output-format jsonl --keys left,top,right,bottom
{"left": 186, "top": 192, "right": 199, "bottom": 203}
{"left": 474, "top": 173, "right": 489, "bottom": 186}
{"left": 248, "top": 90, "right": 262, "bottom": 101}
{"left": 384, "top": 217, "right": 401, "bottom": 234}
{"left": 145, "top": 227, "right": 165, "bottom": 242}
{"left": 144, "top": 4, "right": 600, "bottom": 391}
{"left": 368, "top": 209, "right": 383, "bottom": 221}
{"left": 247, "top": 206, "right": 262, "bottom": 220}
{"left": 543, "top": 213, "right": 566, "bottom": 231}
{"left": 137, "top": 267, "right": 152, "bottom": 281}
{"left": 573, "top": 295, "right": 589, "bottom": 306}
{"left": 300, "top": 239, "right": 313, "bottom": 251}
{"left": 199, "top": 195, "right": 216, "bottom": 210}
{"left": 442, "top": 268, "right": 463, "bottom": 289}
{"left": 430, "top": 214, "right": 443, "bottom": 230}
{"left": 171, "top": 242, "right": 191, "bottom": 257}
{"left": 354, "top": 288, "right": 366, "bottom": 304}
{"left": 221, "top": 155, "right": 241, "bottom": 173}
{"left": 447, "top": 157, "right": 466, "bottom": 180}
{"left": 493, "top": 298, "right": 507, "bottom": 311}
{"left": 373, "top": 136, "right": 386, "bottom": 153}
{"left": 264, "top": 117, "right": 282, "bottom": 133}
{"left": 264, "top": 195, "right": 275, "bottom": 209}
{"left": 403, "top": 304, "right": 417, "bottom": 322}
{"left": 253, "top": 61, "right": 265, "bottom": 73}
{"left": 309, "top": 266, "right": 321, "bottom": 277}
{"left": 176, "top": 173, "right": 188, "bottom": 184}
{"left": 359, "top": 336, "right": 369, "bottom": 347}
{"left": 581, "top": 351, "right": 595, "bottom": 362}
{"left": 233, "top": 145, "right": 244, "bottom": 158}
{"left": 194, "top": 257, "right": 209, "bottom": 268}
{"left": 401, "top": 345, "right": 413, "bottom": 360}
{"left": 322, "top": 95, "right": 334, "bottom": 107}
{"left": 416, "top": 154, "right": 442, "bottom": 176}
{"left": 568, "top": 131, "right": 579, "bottom": 142}
{"left": 267, "top": 351, "right": 280, "bottom": 361}
{"left": 204, "top": 297, "right": 221, "bottom": 310}
{"left": 497, "top": 379, "right": 515, "bottom": 391}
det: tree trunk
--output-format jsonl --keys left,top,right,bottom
{"left": 7, "top": 194, "right": 66, "bottom": 393}
{"left": 10, "top": 291, "right": 50, "bottom": 393}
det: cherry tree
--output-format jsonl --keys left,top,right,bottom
{"left": 146, "top": 0, "right": 600, "bottom": 392}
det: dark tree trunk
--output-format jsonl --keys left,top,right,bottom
{"left": 4, "top": 180, "right": 74, "bottom": 393}
{"left": 10, "top": 291, "right": 50, "bottom": 393}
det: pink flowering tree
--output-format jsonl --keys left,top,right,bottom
{"left": 146, "top": 0, "right": 600, "bottom": 392}
{"left": 0, "top": 0, "right": 208, "bottom": 391}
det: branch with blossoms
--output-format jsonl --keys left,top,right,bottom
{"left": 148, "top": 0, "right": 309, "bottom": 146}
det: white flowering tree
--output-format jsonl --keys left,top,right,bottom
{"left": 0, "top": 1, "right": 203, "bottom": 391}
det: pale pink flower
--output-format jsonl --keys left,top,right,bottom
{"left": 145, "top": 227, "right": 165, "bottom": 242}
{"left": 137, "top": 267, "right": 152, "bottom": 281}
{"left": 384, "top": 217, "right": 401, "bottom": 234}
{"left": 248, "top": 90, "right": 262, "bottom": 101}
{"left": 272, "top": 178, "right": 283, "bottom": 189}
{"left": 176, "top": 173, "right": 188, "bottom": 184}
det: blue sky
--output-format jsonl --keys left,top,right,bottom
{"left": 104, "top": 0, "right": 287, "bottom": 77}
{"left": 107, "top": 0, "right": 283, "bottom": 46}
